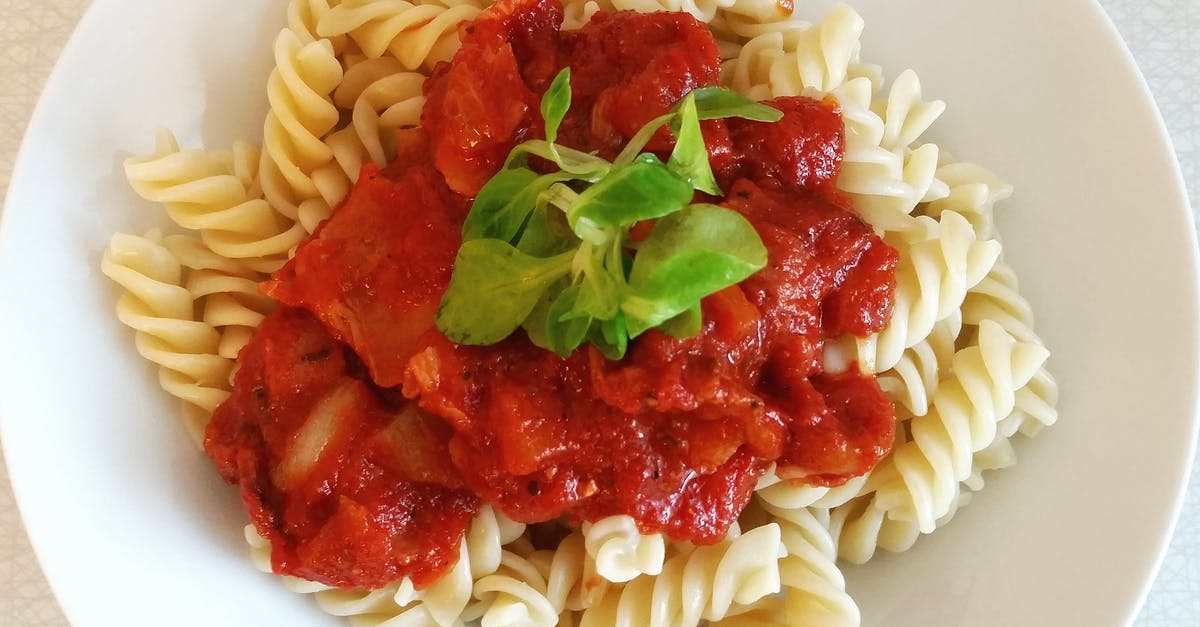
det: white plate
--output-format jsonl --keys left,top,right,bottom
{"left": 1, "top": 0, "right": 1195, "bottom": 625}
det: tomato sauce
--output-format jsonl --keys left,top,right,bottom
{"left": 205, "top": 0, "right": 898, "bottom": 589}
{"left": 204, "top": 308, "right": 477, "bottom": 589}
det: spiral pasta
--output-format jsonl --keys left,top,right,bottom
{"left": 581, "top": 515, "right": 666, "bottom": 583}
{"left": 831, "top": 77, "right": 946, "bottom": 228}
{"left": 921, "top": 160, "right": 1013, "bottom": 240}
{"left": 710, "top": 0, "right": 810, "bottom": 40}
{"left": 742, "top": 502, "right": 858, "bottom": 627}
{"left": 764, "top": 3, "right": 865, "bottom": 95}
{"left": 156, "top": 235, "right": 276, "bottom": 360}
{"left": 854, "top": 210, "right": 1001, "bottom": 376}
{"left": 473, "top": 550, "right": 560, "bottom": 627}
{"left": 721, "top": 3, "right": 879, "bottom": 101}
{"left": 100, "top": 231, "right": 232, "bottom": 444}
{"left": 828, "top": 419, "right": 1018, "bottom": 564}
{"left": 124, "top": 130, "right": 306, "bottom": 270}
{"left": 755, "top": 466, "right": 870, "bottom": 512}
{"left": 872, "top": 69, "right": 945, "bottom": 153}
{"left": 318, "top": 0, "right": 483, "bottom": 71}
{"left": 959, "top": 261, "right": 1060, "bottom": 438}
{"left": 289, "top": 0, "right": 351, "bottom": 52}
{"left": 609, "top": 0, "right": 736, "bottom": 23}
{"left": 578, "top": 524, "right": 784, "bottom": 627}
{"left": 560, "top": 0, "right": 603, "bottom": 29}
{"left": 869, "top": 320, "right": 1049, "bottom": 533}
{"left": 258, "top": 28, "right": 345, "bottom": 230}
{"left": 873, "top": 309, "right": 962, "bottom": 416}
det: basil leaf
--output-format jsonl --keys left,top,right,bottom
{"left": 546, "top": 285, "right": 592, "bottom": 356}
{"left": 658, "top": 302, "right": 702, "bottom": 339}
{"left": 687, "top": 87, "right": 784, "bottom": 122}
{"left": 542, "top": 68, "right": 571, "bottom": 146}
{"left": 462, "top": 167, "right": 541, "bottom": 242}
{"left": 437, "top": 240, "right": 574, "bottom": 345}
{"left": 569, "top": 154, "right": 692, "bottom": 230}
{"left": 667, "top": 93, "right": 722, "bottom": 196}
{"left": 588, "top": 314, "right": 628, "bottom": 360}
{"left": 623, "top": 204, "right": 767, "bottom": 337}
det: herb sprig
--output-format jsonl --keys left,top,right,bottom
{"left": 436, "top": 68, "right": 782, "bottom": 358}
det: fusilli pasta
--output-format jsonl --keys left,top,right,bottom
{"left": 124, "top": 130, "right": 305, "bottom": 270}
{"left": 578, "top": 524, "right": 784, "bottom": 627}
{"left": 581, "top": 515, "right": 666, "bottom": 583}
{"left": 100, "top": 231, "right": 232, "bottom": 443}
{"left": 870, "top": 320, "right": 1050, "bottom": 532}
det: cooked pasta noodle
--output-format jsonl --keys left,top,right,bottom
{"left": 258, "top": 28, "right": 345, "bottom": 227}
{"left": 124, "top": 130, "right": 305, "bottom": 269}
{"left": 473, "top": 551, "right": 560, "bottom": 627}
{"left": 854, "top": 211, "right": 1001, "bottom": 376}
{"left": 609, "top": 0, "right": 735, "bottom": 23}
{"left": 318, "top": 0, "right": 483, "bottom": 70}
{"left": 578, "top": 524, "right": 784, "bottom": 627}
{"left": 873, "top": 309, "right": 961, "bottom": 415}
{"left": 921, "top": 160, "right": 1013, "bottom": 240}
{"left": 754, "top": 467, "right": 870, "bottom": 512}
{"left": 581, "top": 515, "right": 666, "bottom": 583}
{"left": 870, "top": 321, "right": 1049, "bottom": 532}
{"left": 100, "top": 231, "right": 232, "bottom": 443}
{"left": 761, "top": 503, "right": 860, "bottom": 627}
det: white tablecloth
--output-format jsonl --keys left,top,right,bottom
{"left": 1, "top": 1, "right": 1197, "bottom": 625}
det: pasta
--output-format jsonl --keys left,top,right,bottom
{"left": 870, "top": 320, "right": 1050, "bottom": 533}
{"left": 581, "top": 515, "right": 666, "bottom": 583}
{"left": 257, "top": 28, "right": 345, "bottom": 231}
{"left": 317, "top": 0, "right": 484, "bottom": 70}
{"left": 922, "top": 159, "right": 1013, "bottom": 241}
{"left": 577, "top": 524, "right": 784, "bottom": 627}
{"left": 162, "top": 235, "right": 277, "bottom": 360}
{"left": 853, "top": 211, "right": 1002, "bottom": 376}
{"left": 124, "top": 130, "right": 305, "bottom": 270}
{"left": 101, "top": 1, "right": 1059, "bottom": 625}
{"left": 100, "top": 231, "right": 233, "bottom": 444}
{"left": 874, "top": 310, "right": 962, "bottom": 416}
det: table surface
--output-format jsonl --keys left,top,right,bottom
{"left": 1, "top": 1, "right": 1198, "bottom": 625}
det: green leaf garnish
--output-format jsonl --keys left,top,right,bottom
{"left": 568, "top": 154, "right": 692, "bottom": 231}
{"left": 545, "top": 285, "right": 592, "bottom": 356}
{"left": 659, "top": 302, "right": 702, "bottom": 339}
{"left": 667, "top": 93, "right": 722, "bottom": 196}
{"left": 436, "top": 74, "right": 782, "bottom": 358}
{"left": 587, "top": 314, "right": 628, "bottom": 360}
{"left": 623, "top": 204, "right": 767, "bottom": 337}
{"left": 436, "top": 240, "right": 573, "bottom": 345}
{"left": 542, "top": 68, "right": 572, "bottom": 146}
{"left": 462, "top": 166, "right": 542, "bottom": 242}
{"left": 687, "top": 87, "right": 785, "bottom": 122}
{"left": 516, "top": 201, "right": 575, "bottom": 257}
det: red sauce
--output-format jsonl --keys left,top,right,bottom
{"left": 205, "top": 0, "right": 898, "bottom": 589}
{"left": 204, "top": 308, "right": 477, "bottom": 589}
{"left": 263, "top": 164, "right": 468, "bottom": 388}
